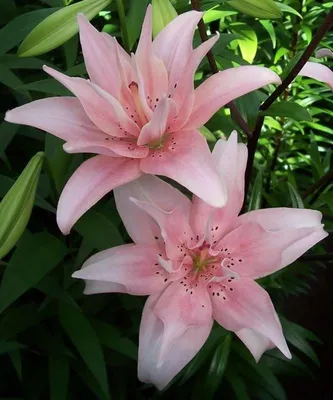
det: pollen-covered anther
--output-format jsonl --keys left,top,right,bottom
{"left": 128, "top": 81, "right": 148, "bottom": 126}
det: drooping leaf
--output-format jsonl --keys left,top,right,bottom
{"left": 261, "top": 101, "right": 312, "bottom": 122}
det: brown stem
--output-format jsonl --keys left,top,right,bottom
{"left": 303, "top": 167, "right": 333, "bottom": 200}
{"left": 244, "top": 9, "right": 333, "bottom": 204}
{"left": 190, "top": 0, "right": 252, "bottom": 138}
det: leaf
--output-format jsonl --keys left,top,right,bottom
{"left": 0, "top": 340, "right": 25, "bottom": 355}
{"left": 287, "top": 182, "right": 304, "bottom": 208}
{"left": 276, "top": 3, "right": 303, "bottom": 19}
{"left": 9, "top": 350, "right": 22, "bottom": 381}
{"left": 260, "top": 20, "right": 276, "bottom": 48}
{"left": 49, "top": 355, "right": 70, "bottom": 400}
{"left": 199, "top": 126, "right": 216, "bottom": 142}
{"left": 15, "top": 78, "right": 71, "bottom": 96}
{"left": 227, "top": 0, "right": 282, "bottom": 19}
{"left": 248, "top": 169, "right": 263, "bottom": 211}
{"left": 231, "top": 23, "right": 258, "bottom": 63}
{"left": 226, "top": 367, "right": 250, "bottom": 400}
{"left": 75, "top": 210, "right": 124, "bottom": 251}
{"left": 0, "top": 8, "right": 59, "bottom": 57}
{"left": 0, "top": 54, "right": 45, "bottom": 69}
{"left": 261, "top": 101, "right": 312, "bottom": 122}
{"left": 58, "top": 304, "right": 110, "bottom": 399}
{"left": 0, "top": 232, "right": 67, "bottom": 312}
{"left": 126, "top": 0, "right": 149, "bottom": 49}
{"left": 18, "top": 0, "right": 112, "bottom": 57}
{"left": 0, "top": 121, "right": 19, "bottom": 158}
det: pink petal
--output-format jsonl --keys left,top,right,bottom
{"left": 137, "top": 97, "right": 174, "bottom": 146}
{"left": 57, "top": 155, "right": 142, "bottom": 234}
{"left": 72, "top": 244, "right": 169, "bottom": 295}
{"left": 43, "top": 66, "right": 139, "bottom": 137}
{"left": 215, "top": 221, "right": 315, "bottom": 279}
{"left": 135, "top": 6, "right": 168, "bottom": 112}
{"left": 5, "top": 97, "right": 103, "bottom": 141}
{"left": 153, "top": 10, "right": 203, "bottom": 89}
{"left": 190, "top": 131, "right": 248, "bottom": 241}
{"left": 299, "top": 61, "right": 333, "bottom": 90}
{"left": 209, "top": 277, "right": 291, "bottom": 359}
{"left": 185, "top": 66, "right": 281, "bottom": 130}
{"left": 138, "top": 289, "right": 213, "bottom": 390}
{"left": 83, "top": 280, "right": 126, "bottom": 295}
{"left": 78, "top": 14, "right": 120, "bottom": 98}
{"left": 63, "top": 139, "right": 122, "bottom": 157}
{"left": 236, "top": 328, "right": 275, "bottom": 362}
{"left": 237, "top": 208, "right": 328, "bottom": 268}
{"left": 114, "top": 175, "right": 191, "bottom": 245}
{"left": 171, "top": 34, "right": 220, "bottom": 130}
{"left": 140, "top": 130, "right": 227, "bottom": 207}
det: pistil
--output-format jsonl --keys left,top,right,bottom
{"left": 128, "top": 81, "right": 148, "bottom": 126}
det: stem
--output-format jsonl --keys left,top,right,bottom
{"left": 116, "top": 0, "right": 130, "bottom": 52}
{"left": 190, "top": 0, "right": 252, "bottom": 138}
{"left": 303, "top": 167, "right": 333, "bottom": 200}
{"left": 244, "top": 9, "right": 333, "bottom": 203}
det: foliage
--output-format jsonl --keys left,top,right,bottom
{"left": 0, "top": 0, "right": 332, "bottom": 398}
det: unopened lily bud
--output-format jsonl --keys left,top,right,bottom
{"left": 152, "top": 0, "right": 178, "bottom": 38}
{"left": 0, "top": 152, "right": 44, "bottom": 259}
{"left": 316, "top": 48, "right": 333, "bottom": 59}
{"left": 227, "top": 0, "right": 282, "bottom": 19}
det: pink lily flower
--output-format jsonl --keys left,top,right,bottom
{"left": 72, "top": 132, "right": 327, "bottom": 390}
{"left": 5, "top": 6, "right": 283, "bottom": 234}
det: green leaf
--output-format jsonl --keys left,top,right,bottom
{"left": 248, "top": 169, "right": 263, "bottom": 211}
{"left": 0, "top": 152, "right": 44, "bottom": 259}
{"left": 126, "top": 0, "right": 149, "bottom": 49}
{"left": 226, "top": 367, "right": 250, "bottom": 400}
{"left": 260, "top": 20, "right": 276, "bottom": 48}
{"left": 0, "top": 8, "right": 59, "bottom": 57}
{"left": 49, "top": 355, "right": 70, "bottom": 400}
{"left": 18, "top": 0, "right": 112, "bottom": 57}
{"left": 15, "top": 78, "right": 71, "bottom": 96}
{"left": 231, "top": 23, "right": 258, "bottom": 63}
{"left": 276, "top": 3, "right": 303, "bottom": 19}
{"left": 0, "top": 340, "right": 25, "bottom": 355}
{"left": 75, "top": 210, "right": 124, "bottom": 251}
{"left": 199, "top": 126, "right": 216, "bottom": 142}
{"left": 227, "top": 0, "right": 282, "bottom": 19}
{"left": 58, "top": 304, "right": 110, "bottom": 399}
{"left": 0, "top": 232, "right": 68, "bottom": 312}
{"left": 0, "top": 121, "right": 19, "bottom": 158}
{"left": 287, "top": 182, "right": 304, "bottom": 208}
{"left": 261, "top": 101, "right": 312, "bottom": 122}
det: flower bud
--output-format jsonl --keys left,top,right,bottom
{"left": 152, "top": 0, "right": 178, "bottom": 38}
{"left": 227, "top": 0, "right": 282, "bottom": 19}
{"left": 0, "top": 152, "right": 44, "bottom": 259}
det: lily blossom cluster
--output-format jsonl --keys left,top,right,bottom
{"left": 5, "top": 5, "right": 284, "bottom": 234}
{"left": 73, "top": 132, "right": 327, "bottom": 390}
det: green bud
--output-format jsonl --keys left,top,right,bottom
{"left": 18, "top": 0, "right": 111, "bottom": 57}
{"left": 227, "top": 0, "right": 282, "bottom": 19}
{"left": 152, "top": 0, "right": 178, "bottom": 38}
{"left": 0, "top": 152, "right": 44, "bottom": 259}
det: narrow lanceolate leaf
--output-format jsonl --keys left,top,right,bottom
{"left": 199, "top": 126, "right": 216, "bottom": 142}
{"left": 58, "top": 304, "right": 110, "bottom": 400}
{"left": 49, "top": 355, "right": 70, "bottom": 400}
{"left": 0, "top": 152, "right": 44, "bottom": 259}
{"left": 261, "top": 101, "right": 312, "bottom": 122}
{"left": 248, "top": 169, "right": 263, "bottom": 211}
{"left": 287, "top": 182, "right": 305, "bottom": 209}
{"left": 18, "top": 0, "right": 112, "bottom": 57}
{"left": 0, "top": 233, "right": 67, "bottom": 312}
{"left": 152, "top": 0, "right": 178, "bottom": 38}
{"left": 227, "top": 0, "right": 282, "bottom": 19}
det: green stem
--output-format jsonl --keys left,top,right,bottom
{"left": 116, "top": 0, "right": 130, "bottom": 52}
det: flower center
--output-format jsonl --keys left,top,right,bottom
{"left": 192, "top": 247, "right": 219, "bottom": 273}
{"left": 147, "top": 133, "right": 170, "bottom": 149}
{"left": 128, "top": 81, "right": 148, "bottom": 126}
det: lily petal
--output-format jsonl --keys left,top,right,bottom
{"left": 299, "top": 61, "right": 333, "bottom": 90}
{"left": 215, "top": 221, "right": 315, "bottom": 279}
{"left": 72, "top": 244, "right": 169, "bottom": 295}
{"left": 114, "top": 175, "right": 191, "bottom": 245}
{"left": 43, "top": 66, "right": 139, "bottom": 137}
{"left": 209, "top": 277, "right": 291, "bottom": 359}
{"left": 57, "top": 156, "right": 142, "bottom": 234}
{"left": 5, "top": 97, "right": 103, "bottom": 141}
{"left": 236, "top": 328, "right": 275, "bottom": 362}
{"left": 190, "top": 131, "right": 247, "bottom": 241}
{"left": 185, "top": 66, "right": 281, "bottom": 129}
{"left": 138, "top": 289, "right": 213, "bottom": 390}
{"left": 140, "top": 130, "right": 227, "bottom": 207}
{"left": 153, "top": 10, "right": 203, "bottom": 88}
{"left": 78, "top": 14, "right": 120, "bottom": 97}
{"left": 237, "top": 208, "right": 328, "bottom": 268}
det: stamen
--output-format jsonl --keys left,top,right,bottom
{"left": 128, "top": 81, "right": 148, "bottom": 126}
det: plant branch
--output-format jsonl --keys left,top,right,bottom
{"left": 190, "top": 0, "right": 252, "bottom": 138}
{"left": 303, "top": 167, "right": 333, "bottom": 200}
{"left": 244, "top": 9, "right": 333, "bottom": 203}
